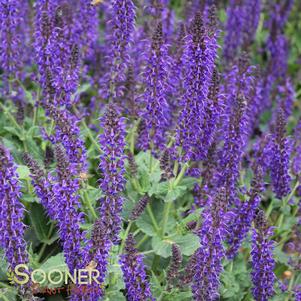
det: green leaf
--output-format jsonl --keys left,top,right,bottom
{"left": 24, "top": 90, "right": 35, "bottom": 105}
{"left": 37, "top": 253, "right": 68, "bottom": 288}
{"left": 152, "top": 234, "right": 199, "bottom": 258}
{"left": 135, "top": 152, "right": 162, "bottom": 190}
{"left": 152, "top": 236, "right": 173, "bottom": 258}
{"left": 148, "top": 181, "right": 168, "bottom": 197}
{"left": 177, "top": 177, "right": 197, "bottom": 189}
{"left": 16, "top": 165, "right": 30, "bottom": 180}
{"left": 173, "top": 234, "right": 199, "bottom": 256}
{"left": 26, "top": 137, "right": 43, "bottom": 161}
{"left": 3, "top": 126, "right": 22, "bottom": 139}
{"left": 136, "top": 212, "right": 157, "bottom": 237}
{"left": 0, "top": 288, "right": 17, "bottom": 301}
{"left": 221, "top": 270, "right": 240, "bottom": 299}
{"left": 165, "top": 185, "right": 187, "bottom": 202}
{"left": 104, "top": 291, "right": 126, "bottom": 301}
{"left": 22, "top": 194, "right": 40, "bottom": 203}
{"left": 0, "top": 250, "right": 8, "bottom": 281}
{"left": 274, "top": 247, "right": 289, "bottom": 265}
{"left": 29, "top": 203, "right": 55, "bottom": 244}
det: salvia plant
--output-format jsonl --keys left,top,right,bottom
{"left": 0, "top": 1, "right": 301, "bottom": 301}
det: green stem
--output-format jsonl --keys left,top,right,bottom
{"left": 129, "top": 119, "right": 140, "bottom": 154}
{"left": 82, "top": 120, "right": 103, "bottom": 153}
{"left": 119, "top": 222, "right": 132, "bottom": 255}
{"left": 0, "top": 102, "right": 23, "bottom": 132}
{"left": 0, "top": 282, "right": 11, "bottom": 289}
{"left": 266, "top": 199, "right": 274, "bottom": 218}
{"left": 228, "top": 261, "right": 234, "bottom": 272}
{"left": 37, "top": 223, "right": 55, "bottom": 263}
{"left": 147, "top": 204, "right": 160, "bottom": 232}
{"left": 133, "top": 229, "right": 141, "bottom": 236}
{"left": 149, "top": 150, "right": 153, "bottom": 172}
{"left": 173, "top": 163, "right": 189, "bottom": 188}
{"left": 161, "top": 201, "right": 172, "bottom": 237}
{"left": 284, "top": 273, "right": 295, "bottom": 301}
{"left": 132, "top": 178, "right": 142, "bottom": 193}
{"left": 33, "top": 105, "right": 39, "bottom": 126}
{"left": 136, "top": 234, "right": 148, "bottom": 248}
{"left": 276, "top": 181, "right": 300, "bottom": 229}
{"left": 83, "top": 190, "right": 98, "bottom": 220}
{"left": 140, "top": 250, "right": 155, "bottom": 255}
{"left": 158, "top": 291, "right": 165, "bottom": 301}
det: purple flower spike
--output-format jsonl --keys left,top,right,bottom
{"left": 271, "top": 108, "right": 291, "bottom": 199}
{"left": 139, "top": 22, "right": 171, "bottom": 152}
{"left": 34, "top": 0, "right": 55, "bottom": 100}
{"left": 277, "top": 77, "right": 295, "bottom": 119}
{"left": 167, "top": 243, "right": 182, "bottom": 289}
{"left": 218, "top": 55, "right": 253, "bottom": 205}
{"left": 176, "top": 11, "right": 217, "bottom": 161}
{"left": 23, "top": 154, "right": 56, "bottom": 220}
{"left": 99, "top": 104, "right": 127, "bottom": 243}
{"left": 223, "top": 0, "right": 245, "bottom": 63}
{"left": 242, "top": 0, "right": 261, "bottom": 48}
{"left": 0, "top": 0, "right": 23, "bottom": 93}
{"left": 0, "top": 145, "right": 29, "bottom": 273}
{"left": 223, "top": 0, "right": 261, "bottom": 62}
{"left": 52, "top": 145, "right": 84, "bottom": 272}
{"left": 192, "top": 188, "right": 233, "bottom": 301}
{"left": 101, "top": 0, "right": 136, "bottom": 100}
{"left": 44, "top": 104, "right": 87, "bottom": 173}
{"left": 292, "top": 120, "right": 301, "bottom": 177}
{"left": 251, "top": 210, "right": 276, "bottom": 301}
{"left": 120, "top": 234, "right": 154, "bottom": 301}
{"left": 70, "top": 218, "right": 112, "bottom": 301}
{"left": 227, "top": 166, "right": 264, "bottom": 259}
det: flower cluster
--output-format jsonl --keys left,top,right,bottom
{"left": 176, "top": 10, "right": 218, "bottom": 161}
{"left": 139, "top": 22, "right": 171, "bottom": 151}
{"left": 192, "top": 188, "right": 232, "bottom": 300}
{"left": 51, "top": 145, "right": 84, "bottom": 272}
{"left": 120, "top": 234, "right": 154, "bottom": 301}
{"left": 44, "top": 104, "right": 87, "bottom": 172}
{"left": 227, "top": 165, "right": 264, "bottom": 258}
{"left": 251, "top": 210, "right": 276, "bottom": 301}
{"left": 0, "top": 0, "right": 23, "bottom": 93}
{"left": 0, "top": 145, "right": 28, "bottom": 273}
{"left": 99, "top": 104, "right": 126, "bottom": 242}
{"left": 270, "top": 108, "right": 291, "bottom": 199}
{"left": 101, "top": 0, "right": 136, "bottom": 100}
